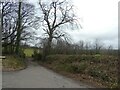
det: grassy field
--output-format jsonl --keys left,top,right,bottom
{"left": 39, "top": 54, "right": 118, "bottom": 88}
{"left": 2, "top": 55, "right": 26, "bottom": 71}
{"left": 24, "top": 48, "right": 34, "bottom": 57}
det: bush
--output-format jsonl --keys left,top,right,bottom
{"left": 19, "top": 51, "right": 26, "bottom": 58}
{"left": 42, "top": 54, "right": 118, "bottom": 88}
{"left": 88, "top": 68, "right": 110, "bottom": 82}
{"left": 77, "top": 62, "right": 88, "bottom": 73}
{"left": 64, "top": 64, "right": 78, "bottom": 73}
{"left": 63, "top": 62, "right": 88, "bottom": 74}
{"left": 32, "top": 50, "right": 42, "bottom": 61}
{"left": 100, "top": 71, "right": 110, "bottom": 82}
{"left": 88, "top": 68, "right": 101, "bottom": 78}
{"left": 66, "top": 55, "right": 76, "bottom": 63}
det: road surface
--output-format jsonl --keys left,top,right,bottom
{"left": 2, "top": 58, "right": 93, "bottom": 88}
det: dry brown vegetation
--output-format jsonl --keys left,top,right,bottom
{"left": 39, "top": 54, "right": 118, "bottom": 88}
{"left": 2, "top": 55, "right": 26, "bottom": 71}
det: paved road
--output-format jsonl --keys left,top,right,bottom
{"left": 2, "top": 59, "right": 93, "bottom": 88}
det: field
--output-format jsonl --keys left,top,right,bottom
{"left": 39, "top": 54, "right": 118, "bottom": 88}
{"left": 24, "top": 48, "right": 34, "bottom": 57}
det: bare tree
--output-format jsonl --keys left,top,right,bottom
{"left": 16, "top": 2, "right": 37, "bottom": 54}
{"left": 107, "top": 45, "right": 113, "bottom": 55}
{"left": 93, "top": 39, "right": 104, "bottom": 54}
{"left": 38, "top": 0, "right": 79, "bottom": 59}
{"left": 1, "top": 2, "right": 18, "bottom": 53}
{"left": 1, "top": 1, "right": 37, "bottom": 54}
{"left": 78, "top": 40, "right": 84, "bottom": 54}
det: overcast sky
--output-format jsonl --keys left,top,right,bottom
{"left": 67, "top": 0, "right": 119, "bottom": 49}
{"left": 28, "top": 0, "right": 119, "bottom": 49}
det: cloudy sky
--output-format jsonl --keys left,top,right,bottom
{"left": 67, "top": 0, "right": 119, "bottom": 49}
{"left": 28, "top": 0, "right": 119, "bottom": 49}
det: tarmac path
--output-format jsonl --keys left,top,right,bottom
{"left": 2, "top": 58, "right": 93, "bottom": 88}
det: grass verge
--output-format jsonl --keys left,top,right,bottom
{"left": 38, "top": 54, "right": 118, "bottom": 88}
{"left": 2, "top": 55, "right": 27, "bottom": 71}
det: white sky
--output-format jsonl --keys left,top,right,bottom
{"left": 65, "top": 0, "right": 119, "bottom": 49}
{"left": 28, "top": 0, "right": 119, "bottom": 49}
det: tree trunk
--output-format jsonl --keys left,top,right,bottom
{"left": 15, "top": 1, "right": 22, "bottom": 55}
{"left": 42, "top": 36, "right": 52, "bottom": 61}
{"left": 0, "top": 4, "right": 3, "bottom": 55}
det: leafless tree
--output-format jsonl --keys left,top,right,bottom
{"left": 1, "top": 1, "right": 37, "bottom": 54}
{"left": 1, "top": 2, "right": 18, "bottom": 53}
{"left": 15, "top": 2, "right": 36, "bottom": 54}
{"left": 38, "top": 0, "right": 79, "bottom": 59}
{"left": 93, "top": 39, "right": 104, "bottom": 54}
{"left": 78, "top": 40, "right": 84, "bottom": 54}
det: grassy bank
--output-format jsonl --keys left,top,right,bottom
{"left": 2, "top": 55, "right": 26, "bottom": 71}
{"left": 39, "top": 54, "right": 118, "bottom": 88}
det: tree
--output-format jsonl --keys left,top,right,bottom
{"left": 1, "top": 1, "right": 37, "bottom": 54}
{"left": 84, "top": 41, "right": 92, "bottom": 54}
{"left": 38, "top": 0, "right": 79, "bottom": 59}
{"left": 15, "top": 1, "right": 22, "bottom": 54}
{"left": 16, "top": 2, "right": 37, "bottom": 55}
{"left": 1, "top": 2, "right": 18, "bottom": 53}
{"left": 0, "top": 3, "right": 2, "bottom": 55}
{"left": 93, "top": 39, "right": 104, "bottom": 54}
{"left": 107, "top": 45, "right": 113, "bottom": 55}
{"left": 78, "top": 40, "right": 84, "bottom": 54}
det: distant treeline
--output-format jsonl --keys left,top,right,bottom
{"left": 38, "top": 39, "right": 118, "bottom": 56}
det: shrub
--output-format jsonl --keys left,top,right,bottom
{"left": 18, "top": 48, "right": 26, "bottom": 58}
{"left": 63, "top": 62, "right": 87, "bottom": 74}
{"left": 42, "top": 54, "right": 118, "bottom": 88}
{"left": 88, "top": 68, "right": 100, "bottom": 77}
{"left": 32, "top": 50, "right": 42, "bottom": 61}
{"left": 77, "top": 62, "right": 88, "bottom": 73}
{"left": 88, "top": 68, "right": 110, "bottom": 82}
{"left": 64, "top": 64, "right": 78, "bottom": 73}
{"left": 100, "top": 71, "right": 110, "bottom": 82}
{"left": 65, "top": 55, "right": 75, "bottom": 63}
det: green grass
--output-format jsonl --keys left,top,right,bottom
{"left": 2, "top": 55, "right": 26, "bottom": 71}
{"left": 24, "top": 48, "right": 34, "bottom": 57}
